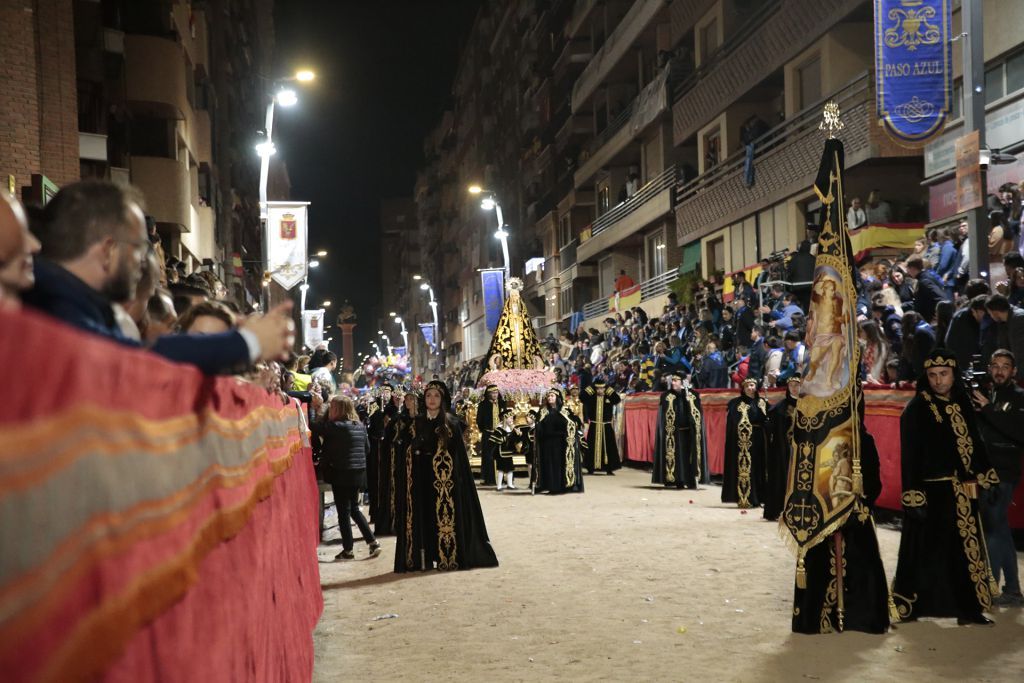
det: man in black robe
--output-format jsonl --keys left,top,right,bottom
{"left": 652, "top": 375, "right": 705, "bottom": 489}
{"left": 891, "top": 349, "right": 1000, "bottom": 625}
{"left": 393, "top": 380, "right": 498, "bottom": 573}
{"left": 366, "top": 383, "right": 396, "bottom": 516}
{"left": 581, "top": 378, "right": 622, "bottom": 474}
{"left": 721, "top": 378, "right": 768, "bottom": 508}
{"left": 764, "top": 374, "right": 800, "bottom": 521}
{"left": 791, "top": 427, "right": 891, "bottom": 634}
{"left": 474, "top": 384, "right": 504, "bottom": 486}
{"left": 534, "top": 388, "right": 584, "bottom": 495}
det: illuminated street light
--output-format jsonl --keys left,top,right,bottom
{"left": 316, "top": 249, "right": 328, "bottom": 257}
{"left": 295, "top": 69, "right": 316, "bottom": 82}
{"left": 468, "top": 184, "right": 483, "bottom": 195}
{"left": 322, "top": 300, "right": 332, "bottom": 307}
{"left": 308, "top": 259, "right": 320, "bottom": 268}
{"left": 255, "top": 141, "right": 276, "bottom": 157}
{"left": 275, "top": 89, "right": 298, "bottom": 107}
{"left": 419, "top": 282, "right": 429, "bottom": 291}
{"left": 480, "top": 197, "right": 496, "bottom": 211}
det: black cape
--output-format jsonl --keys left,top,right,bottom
{"left": 763, "top": 393, "right": 796, "bottom": 521}
{"left": 373, "top": 411, "right": 403, "bottom": 536}
{"left": 534, "top": 407, "right": 585, "bottom": 494}
{"left": 581, "top": 383, "right": 622, "bottom": 473}
{"left": 475, "top": 397, "right": 502, "bottom": 485}
{"left": 792, "top": 429, "right": 891, "bottom": 634}
{"left": 652, "top": 389, "right": 706, "bottom": 489}
{"left": 720, "top": 394, "right": 768, "bottom": 508}
{"left": 393, "top": 413, "right": 499, "bottom": 573}
{"left": 891, "top": 390, "right": 1000, "bottom": 621}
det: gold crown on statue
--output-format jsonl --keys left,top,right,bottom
{"left": 923, "top": 355, "right": 957, "bottom": 369}
{"left": 507, "top": 277, "right": 524, "bottom": 293}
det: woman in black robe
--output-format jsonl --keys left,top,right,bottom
{"left": 763, "top": 375, "right": 800, "bottom": 521}
{"left": 652, "top": 375, "right": 705, "bottom": 489}
{"left": 375, "top": 392, "right": 417, "bottom": 536}
{"left": 721, "top": 378, "right": 769, "bottom": 508}
{"left": 891, "top": 350, "right": 1000, "bottom": 625}
{"left": 393, "top": 381, "right": 499, "bottom": 573}
{"left": 534, "top": 388, "right": 585, "bottom": 495}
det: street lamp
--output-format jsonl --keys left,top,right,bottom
{"left": 467, "top": 185, "right": 510, "bottom": 281}
{"left": 308, "top": 259, "right": 320, "bottom": 268}
{"left": 315, "top": 249, "right": 328, "bottom": 258}
{"left": 418, "top": 281, "right": 440, "bottom": 359}
{"left": 322, "top": 299, "right": 332, "bottom": 307}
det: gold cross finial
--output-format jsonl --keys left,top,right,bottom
{"left": 819, "top": 101, "right": 844, "bottom": 139}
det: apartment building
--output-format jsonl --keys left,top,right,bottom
{"left": 412, "top": 0, "right": 1021, "bottom": 362}
{"left": 1, "top": 0, "right": 278, "bottom": 306}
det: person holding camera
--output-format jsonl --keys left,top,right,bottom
{"left": 973, "top": 349, "right": 1024, "bottom": 606}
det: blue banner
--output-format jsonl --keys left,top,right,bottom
{"left": 874, "top": 0, "right": 951, "bottom": 144}
{"left": 418, "top": 323, "right": 435, "bottom": 352}
{"left": 481, "top": 268, "right": 505, "bottom": 334}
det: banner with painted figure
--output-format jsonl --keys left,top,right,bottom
{"left": 874, "top": 0, "right": 952, "bottom": 144}
{"left": 265, "top": 201, "right": 310, "bottom": 289}
{"left": 481, "top": 268, "right": 506, "bottom": 334}
{"left": 782, "top": 139, "right": 865, "bottom": 558}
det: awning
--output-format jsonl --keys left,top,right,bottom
{"left": 680, "top": 242, "right": 701, "bottom": 273}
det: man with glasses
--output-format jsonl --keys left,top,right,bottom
{"left": 973, "top": 349, "right": 1024, "bottom": 607}
{"left": 23, "top": 180, "right": 293, "bottom": 373}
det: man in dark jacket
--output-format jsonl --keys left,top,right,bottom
{"left": 985, "top": 294, "right": 1024, "bottom": 364}
{"left": 973, "top": 350, "right": 1024, "bottom": 606}
{"left": 746, "top": 325, "right": 768, "bottom": 385}
{"left": 945, "top": 295, "right": 988, "bottom": 370}
{"left": 22, "top": 180, "right": 292, "bottom": 373}
{"left": 787, "top": 240, "right": 816, "bottom": 311}
{"left": 905, "top": 255, "right": 950, "bottom": 323}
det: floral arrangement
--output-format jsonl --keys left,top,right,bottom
{"left": 477, "top": 369, "right": 557, "bottom": 400}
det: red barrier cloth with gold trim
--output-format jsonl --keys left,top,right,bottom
{"left": 622, "top": 387, "right": 1024, "bottom": 527}
{"left": 0, "top": 308, "right": 322, "bottom": 682}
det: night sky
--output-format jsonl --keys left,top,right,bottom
{"left": 273, "top": 0, "right": 480, "bottom": 354}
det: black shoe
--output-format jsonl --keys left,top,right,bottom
{"left": 957, "top": 615, "right": 994, "bottom": 626}
{"left": 606, "top": 471, "right": 615, "bottom": 476}
{"left": 994, "top": 591, "right": 1024, "bottom": 607}
{"left": 368, "top": 541, "right": 382, "bottom": 558}
{"left": 335, "top": 549, "right": 355, "bottom": 561}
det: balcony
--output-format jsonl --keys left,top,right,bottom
{"left": 581, "top": 268, "right": 679, "bottom": 321}
{"left": 131, "top": 156, "right": 190, "bottom": 230}
{"left": 674, "top": 73, "right": 886, "bottom": 244}
{"left": 572, "top": 0, "right": 668, "bottom": 111}
{"left": 577, "top": 165, "right": 677, "bottom": 263}
{"left": 124, "top": 35, "right": 187, "bottom": 119}
{"left": 574, "top": 59, "right": 682, "bottom": 187}
{"left": 79, "top": 133, "right": 108, "bottom": 162}
{"left": 671, "top": 0, "right": 861, "bottom": 146}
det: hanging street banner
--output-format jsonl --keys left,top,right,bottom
{"left": 481, "top": 268, "right": 506, "bottom": 334}
{"left": 873, "top": 0, "right": 952, "bottom": 145}
{"left": 419, "top": 322, "right": 436, "bottom": 353}
{"left": 302, "top": 309, "right": 325, "bottom": 350}
{"left": 265, "top": 201, "right": 310, "bottom": 289}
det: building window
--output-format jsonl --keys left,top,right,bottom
{"left": 797, "top": 55, "right": 822, "bottom": 111}
{"left": 706, "top": 236, "right": 725, "bottom": 276}
{"left": 559, "top": 212, "right": 572, "bottom": 248}
{"left": 130, "top": 116, "right": 175, "bottom": 158}
{"left": 646, "top": 230, "right": 666, "bottom": 279}
{"left": 699, "top": 17, "right": 719, "bottom": 64}
{"left": 703, "top": 126, "right": 721, "bottom": 170}
{"left": 598, "top": 185, "right": 611, "bottom": 215}
{"left": 560, "top": 286, "right": 573, "bottom": 315}
{"left": 1007, "top": 50, "right": 1024, "bottom": 95}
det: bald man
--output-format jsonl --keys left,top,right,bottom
{"left": 0, "top": 190, "right": 41, "bottom": 299}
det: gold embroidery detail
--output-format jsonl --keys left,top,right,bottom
{"left": 664, "top": 394, "right": 677, "bottom": 483}
{"left": 952, "top": 477, "right": 993, "bottom": 610}
{"left": 562, "top": 409, "right": 577, "bottom": 489}
{"left": 977, "top": 469, "right": 1000, "bottom": 489}
{"left": 892, "top": 591, "right": 917, "bottom": 621}
{"left": 405, "top": 421, "right": 415, "bottom": 569}
{"left": 923, "top": 354, "right": 956, "bottom": 369}
{"left": 901, "top": 490, "right": 927, "bottom": 507}
{"left": 944, "top": 402, "right": 974, "bottom": 473}
{"left": 593, "top": 388, "right": 605, "bottom": 471}
{"left": 687, "top": 392, "right": 703, "bottom": 483}
{"left": 736, "top": 403, "right": 753, "bottom": 509}
{"left": 819, "top": 535, "right": 846, "bottom": 633}
{"left": 433, "top": 422, "right": 458, "bottom": 570}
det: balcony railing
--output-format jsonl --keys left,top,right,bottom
{"left": 589, "top": 165, "right": 677, "bottom": 239}
{"left": 580, "top": 268, "right": 680, "bottom": 321}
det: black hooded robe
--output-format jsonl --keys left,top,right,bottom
{"left": 891, "top": 389, "right": 1000, "bottom": 622}
{"left": 581, "top": 383, "right": 622, "bottom": 473}
{"left": 393, "top": 412, "right": 499, "bottom": 573}
{"left": 535, "top": 405, "right": 585, "bottom": 494}
{"left": 652, "top": 388, "right": 705, "bottom": 489}
{"left": 792, "top": 429, "right": 892, "bottom": 634}
{"left": 373, "top": 411, "right": 402, "bottom": 536}
{"left": 475, "top": 397, "right": 502, "bottom": 485}
{"left": 721, "top": 394, "right": 769, "bottom": 508}
{"left": 763, "top": 392, "right": 796, "bottom": 521}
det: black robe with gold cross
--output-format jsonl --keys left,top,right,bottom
{"left": 891, "top": 389, "right": 1000, "bottom": 622}
{"left": 581, "top": 383, "right": 621, "bottom": 473}
{"left": 721, "top": 394, "right": 768, "bottom": 508}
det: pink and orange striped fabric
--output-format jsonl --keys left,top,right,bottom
{"left": 0, "top": 307, "right": 322, "bottom": 682}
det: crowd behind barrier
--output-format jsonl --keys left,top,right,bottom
{"left": 0, "top": 307, "right": 322, "bottom": 682}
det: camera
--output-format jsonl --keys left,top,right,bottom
{"left": 964, "top": 354, "right": 992, "bottom": 395}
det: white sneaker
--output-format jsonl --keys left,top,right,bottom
{"left": 496, "top": 485, "right": 505, "bottom": 491}
{"left": 507, "top": 483, "right": 517, "bottom": 490}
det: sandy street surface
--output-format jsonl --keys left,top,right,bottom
{"left": 313, "top": 467, "right": 1024, "bottom": 682}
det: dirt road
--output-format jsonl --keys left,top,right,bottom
{"left": 313, "top": 467, "right": 1024, "bottom": 682}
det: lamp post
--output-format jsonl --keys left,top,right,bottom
{"left": 419, "top": 281, "right": 439, "bottom": 364}
{"left": 469, "top": 185, "right": 510, "bottom": 282}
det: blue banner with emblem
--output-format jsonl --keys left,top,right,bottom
{"left": 874, "top": 0, "right": 951, "bottom": 144}
{"left": 418, "top": 323, "right": 435, "bottom": 353}
{"left": 480, "top": 268, "right": 506, "bottom": 334}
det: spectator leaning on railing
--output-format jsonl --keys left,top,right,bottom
{"left": 21, "top": 180, "right": 293, "bottom": 373}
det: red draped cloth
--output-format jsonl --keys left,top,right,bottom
{"left": 0, "top": 308, "right": 322, "bottom": 682}
{"left": 622, "top": 387, "right": 1024, "bottom": 527}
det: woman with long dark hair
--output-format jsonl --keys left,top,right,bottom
{"left": 898, "top": 311, "right": 935, "bottom": 381}
{"left": 858, "top": 319, "right": 888, "bottom": 383}
{"left": 312, "top": 396, "right": 381, "bottom": 560}
{"left": 534, "top": 387, "right": 585, "bottom": 494}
